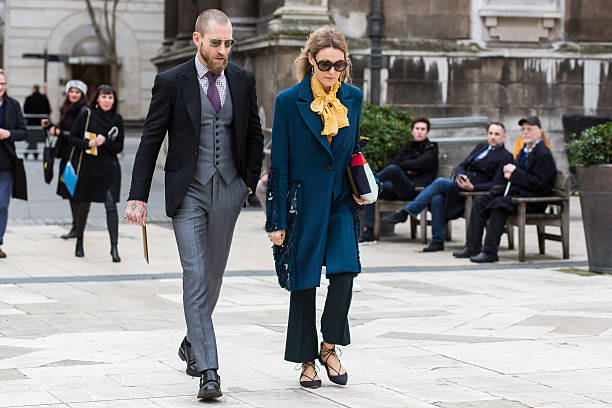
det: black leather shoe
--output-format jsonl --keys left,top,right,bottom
{"left": 178, "top": 337, "right": 199, "bottom": 377}
{"left": 61, "top": 227, "right": 77, "bottom": 239}
{"left": 75, "top": 239, "right": 84, "bottom": 257}
{"left": 197, "top": 369, "right": 222, "bottom": 400}
{"left": 382, "top": 209, "right": 408, "bottom": 224}
{"left": 110, "top": 245, "right": 121, "bottom": 263}
{"left": 452, "top": 247, "right": 480, "bottom": 258}
{"left": 470, "top": 252, "right": 499, "bottom": 263}
{"left": 0, "top": 247, "right": 6, "bottom": 258}
{"left": 359, "top": 227, "right": 376, "bottom": 244}
{"left": 423, "top": 240, "right": 444, "bottom": 252}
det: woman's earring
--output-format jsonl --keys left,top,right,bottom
{"left": 311, "top": 65, "right": 314, "bottom": 74}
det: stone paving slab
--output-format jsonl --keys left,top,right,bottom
{"left": 1, "top": 169, "right": 611, "bottom": 406}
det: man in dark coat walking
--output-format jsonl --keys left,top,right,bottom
{"left": 124, "top": 9, "right": 263, "bottom": 400}
{"left": 383, "top": 122, "right": 513, "bottom": 252}
{"left": 23, "top": 85, "right": 51, "bottom": 123}
{"left": 360, "top": 117, "right": 438, "bottom": 242}
{"left": 453, "top": 116, "right": 557, "bottom": 262}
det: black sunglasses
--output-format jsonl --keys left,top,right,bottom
{"left": 208, "top": 38, "right": 235, "bottom": 48}
{"left": 314, "top": 58, "right": 347, "bottom": 72}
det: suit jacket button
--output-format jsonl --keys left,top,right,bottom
{"left": 328, "top": 164, "right": 333, "bottom": 170}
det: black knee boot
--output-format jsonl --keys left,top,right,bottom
{"left": 61, "top": 199, "right": 79, "bottom": 239}
{"left": 75, "top": 202, "right": 90, "bottom": 257}
{"left": 105, "top": 192, "right": 120, "bottom": 263}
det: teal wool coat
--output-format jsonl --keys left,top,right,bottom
{"left": 265, "top": 75, "right": 365, "bottom": 291}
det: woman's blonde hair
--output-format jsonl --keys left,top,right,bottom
{"left": 295, "top": 26, "right": 352, "bottom": 83}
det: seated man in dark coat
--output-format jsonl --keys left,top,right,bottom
{"left": 383, "top": 122, "right": 513, "bottom": 252}
{"left": 453, "top": 116, "right": 557, "bottom": 262}
{"left": 360, "top": 117, "right": 438, "bottom": 243}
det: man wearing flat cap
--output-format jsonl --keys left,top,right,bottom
{"left": 453, "top": 116, "right": 557, "bottom": 262}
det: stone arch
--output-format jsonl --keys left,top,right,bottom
{"left": 45, "top": 8, "right": 141, "bottom": 118}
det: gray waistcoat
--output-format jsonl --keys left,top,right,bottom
{"left": 193, "top": 83, "right": 238, "bottom": 187}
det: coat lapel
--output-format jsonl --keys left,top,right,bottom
{"left": 225, "top": 64, "right": 245, "bottom": 148}
{"left": 177, "top": 58, "right": 201, "bottom": 142}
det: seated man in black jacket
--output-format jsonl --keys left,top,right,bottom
{"left": 360, "top": 117, "right": 438, "bottom": 243}
{"left": 383, "top": 122, "right": 514, "bottom": 252}
{"left": 453, "top": 116, "right": 557, "bottom": 262}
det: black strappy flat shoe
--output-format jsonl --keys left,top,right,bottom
{"left": 298, "top": 361, "right": 321, "bottom": 388}
{"left": 319, "top": 342, "right": 348, "bottom": 386}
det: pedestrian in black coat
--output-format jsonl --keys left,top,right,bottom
{"left": 42, "top": 80, "right": 88, "bottom": 239}
{"left": 23, "top": 85, "right": 51, "bottom": 125}
{"left": 361, "top": 117, "right": 438, "bottom": 242}
{"left": 0, "top": 71, "right": 28, "bottom": 258}
{"left": 453, "top": 116, "right": 557, "bottom": 263}
{"left": 444, "top": 138, "right": 514, "bottom": 221}
{"left": 69, "top": 84, "right": 124, "bottom": 262}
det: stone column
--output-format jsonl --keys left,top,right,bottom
{"left": 266, "top": 0, "right": 332, "bottom": 35}
{"left": 163, "top": 0, "right": 179, "bottom": 48}
{"left": 175, "top": 0, "right": 199, "bottom": 48}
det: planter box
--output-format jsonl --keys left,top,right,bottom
{"left": 576, "top": 165, "right": 612, "bottom": 273}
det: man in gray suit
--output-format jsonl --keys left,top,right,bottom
{"left": 124, "top": 9, "right": 263, "bottom": 400}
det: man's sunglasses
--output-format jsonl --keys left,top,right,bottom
{"left": 315, "top": 58, "right": 347, "bottom": 72}
{"left": 208, "top": 38, "right": 235, "bottom": 48}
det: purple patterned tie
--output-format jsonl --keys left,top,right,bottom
{"left": 206, "top": 71, "right": 221, "bottom": 113}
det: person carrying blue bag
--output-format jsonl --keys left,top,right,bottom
{"left": 67, "top": 84, "right": 124, "bottom": 262}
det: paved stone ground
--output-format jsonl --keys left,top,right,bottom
{"left": 0, "top": 136, "right": 610, "bottom": 407}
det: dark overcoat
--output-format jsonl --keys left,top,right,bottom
{"left": 266, "top": 75, "right": 367, "bottom": 291}
{"left": 445, "top": 142, "right": 514, "bottom": 220}
{"left": 390, "top": 138, "right": 438, "bottom": 187}
{"left": 127, "top": 59, "right": 264, "bottom": 217}
{"left": 56, "top": 102, "right": 87, "bottom": 198}
{"left": 0, "top": 95, "right": 28, "bottom": 198}
{"left": 485, "top": 141, "right": 556, "bottom": 215}
{"left": 69, "top": 107, "right": 124, "bottom": 203}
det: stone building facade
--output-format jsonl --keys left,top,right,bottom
{"left": 2, "top": 0, "right": 163, "bottom": 121}
{"left": 161, "top": 1, "right": 612, "bottom": 171}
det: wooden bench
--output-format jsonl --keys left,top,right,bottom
{"left": 461, "top": 172, "right": 570, "bottom": 261}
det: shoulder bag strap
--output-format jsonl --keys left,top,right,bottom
{"left": 75, "top": 108, "right": 90, "bottom": 175}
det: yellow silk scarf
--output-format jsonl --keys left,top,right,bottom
{"left": 310, "top": 75, "right": 349, "bottom": 144}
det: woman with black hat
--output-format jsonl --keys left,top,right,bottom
{"left": 69, "top": 84, "right": 124, "bottom": 262}
{"left": 42, "top": 80, "right": 88, "bottom": 239}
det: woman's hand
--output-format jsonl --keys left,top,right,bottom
{"left": 268, "top": 229, "right": 286, "bottom": 246}
{"left": 353, "top": 194, "right": 372, "bottom": 205}
{"left": 88, "top": 138, "right": 97, "bottom": 148}
{"left": 95, "top": 135, "right": 106, "bottom": 146}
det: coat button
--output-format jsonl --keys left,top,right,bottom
{"left": 328, "top": 163, "right": 333, "bottom": 170}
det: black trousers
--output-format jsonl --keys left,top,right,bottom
{"left": 466, "top": 194, "right": 511, "bottom": 256}
{"left": 285, "top": 272, "right": 354, "bottom": 363}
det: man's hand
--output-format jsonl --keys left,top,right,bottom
{"left": 457, "top": 175, "right": 474, "bottom": 191}
{"left": 353, "top": 194, "right": 372, "bottom": 205}
{"left": 125, "top": 200, "right": 148, "bottom": 226}
{"left": 268, "top": 229, "right": 285, "bottom": 246}
{"left": 503, "top": 163, "right": 516, "bottom": 180}
{"left": 0, "top": 129, "right": 10, "bottom": 140}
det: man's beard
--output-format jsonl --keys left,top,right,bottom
{"left": 200, "top": 49, "right": 228, "bottom": 74}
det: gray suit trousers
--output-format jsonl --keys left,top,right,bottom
{"left": 172, "top": 172, "right": 248, "bottom": 371}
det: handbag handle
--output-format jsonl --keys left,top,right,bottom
{"left": 67, "top": 108, "right": 90, "bottom": 175}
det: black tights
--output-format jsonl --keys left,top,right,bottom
{"left": 75, "top": 190, "right": 119, "bottom": 246}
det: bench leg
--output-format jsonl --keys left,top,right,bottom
{"left": 446, "top": 220, "right": 452, "bottom": 241}
{"left": 506, "top": 224, "right": 514, "bottom": 250}
{"left": 410, "top": 215, "right": 417, "bottom": 239}
{"left": 374, "top": 201, "right": 381, "bottom": 239}
{"left": 561, "top": 201, "right": 570, "bottom": 259}
{"left": 464, "top": 196, "right": 472, "bottom": 233}
{"left": 518, "top": 203, "right": 526, "bottom": 262}
{"left": 537, "top": 225, "right": 545, "bottom": 254}
{"left": 420, "top": 211, "right": 427, "bottom": 244}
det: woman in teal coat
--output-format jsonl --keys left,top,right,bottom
{"left": 266, "top": 26, "right": 376, "bottom": 389}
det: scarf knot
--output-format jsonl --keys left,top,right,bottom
{"left": 310, "top": 75, "right": 349, "bottom": 144}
